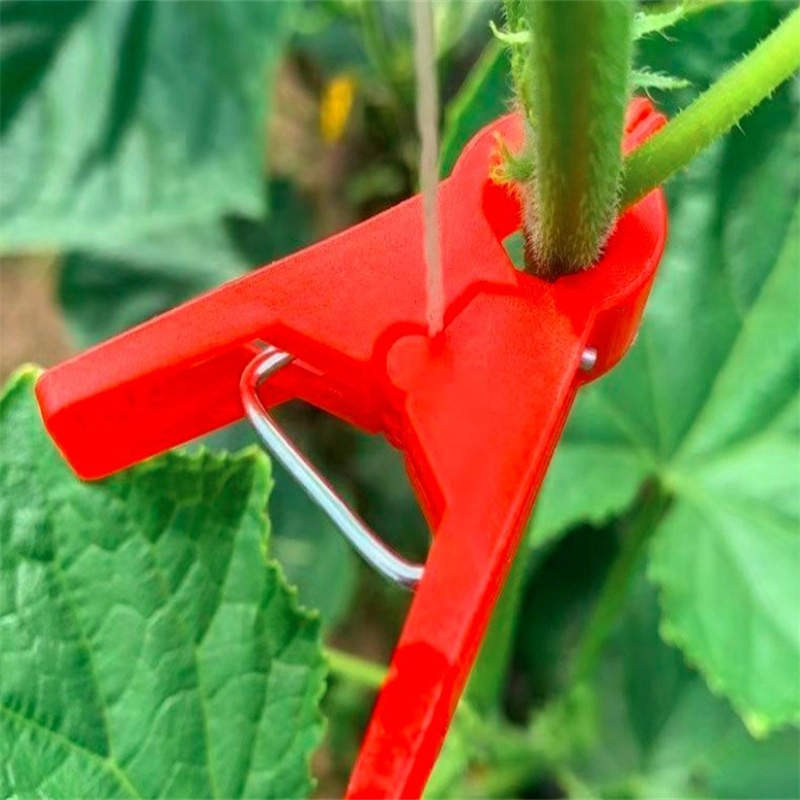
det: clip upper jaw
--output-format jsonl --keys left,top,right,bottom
{"left": 33, "top": 111, "right": 516, "bottom": 482}
{"left": 34, "top": 100, "right": 668, "bottom": 800}
{"left": 35, "top": 100, "right": 663, "bottom": 484}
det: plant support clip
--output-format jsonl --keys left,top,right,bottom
{"left": 35, "top": 98, "right": 668, "bottom": 799}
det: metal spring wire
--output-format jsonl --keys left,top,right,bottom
{"left": 240, "top": 345, "right": 424, "bottom": 590}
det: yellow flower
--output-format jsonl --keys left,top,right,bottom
{"left": 320, "top": 74, "right": 357, "bottom": 144}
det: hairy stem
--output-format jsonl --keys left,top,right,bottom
{"left": 622, "top": 5, "right": 800, "bottom": 208}
{"left": 519, "top": 0, "right": 634, "bottom": 277}
{"left": 466, "top": 543, "right": 532, "bottom": 713}
{"left": 571, "top": 482, "right": 670, "bottom": 684}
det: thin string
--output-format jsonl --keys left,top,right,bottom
{"left": 411, "top": 0, "right": 444, "bottom": 337}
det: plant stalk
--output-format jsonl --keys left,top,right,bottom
{"left": 571, "top": 482, "right": 670, "bottom": 684}
{"left": 466, "top": 543, "right": 532, "bottom": 714}
{"left": 518, "top": 0, "right": 635, "bottom": 277}
{"left": 622, "top": 5, "right": 800, "bottom": 208}
{"left": 325, "top": 647, "right": 387, "bottom": 690}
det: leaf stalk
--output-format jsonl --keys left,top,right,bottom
{"left": 571, "top": 482, "right": 670, "bottom": 684}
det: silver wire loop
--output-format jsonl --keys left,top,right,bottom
{"left": 240, "top": 345, "right": 425, "bottom": 591}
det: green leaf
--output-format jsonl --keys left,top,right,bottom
{"left": 196, "top": 416, "right": 359, "bottom": 631}
{"left": 532, "top": 413, "right": 651, "bottom": 547}
{"left": 534, "top": 3, "right": 800, "bottom": 729}
{"left": 488, "top": 20, "right": 530, "bottom": 47}
{"left": 0, "top": 368, "right": 326, "bottom": 798}
{"left": 59, "top": 179, "right": 313, "bottom": 346}
{"left": 191, "top": 421, "right": 360, "bottom": 632}
{"left": 59, "top": 220, "right": 247, "bottom": 347}
{"left": 0, "top": 0, "right": 294, "bottom": 253}
{"left": 630, "top": 68, "right": 689, "bottom": 92}
{"left": 566, "top": 579, "right": 800, "bottom": 799}
{"left": 440, "top": 40, "right": 511, "bottom": 177}
{"left": 651, "top": 207, "right": 800, "bottom": 732}
{"left": 632, "top": 5, "right": 686, "bottom": 40}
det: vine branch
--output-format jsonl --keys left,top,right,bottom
{"left": 325, "top": 647, "right": 387, "bottom": 690}
{"left": 571, "top": 482, "right": 670, "bottom": 684}
{"left": 622, "top": 6, "right": 800, "bottom": 208}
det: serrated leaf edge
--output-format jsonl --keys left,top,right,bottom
{"left": 2, "top": 366, "right": 330, "bottom": 796}
{"left": 647, "top": 516, "right": 800, "bottom": 735}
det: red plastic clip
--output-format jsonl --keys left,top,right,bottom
{"left": 36, "top": 98, "right": 667, "bottom": 799}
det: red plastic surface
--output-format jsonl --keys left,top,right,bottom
{"left": 36, "top": 98, "right": 667, "bottom": 799}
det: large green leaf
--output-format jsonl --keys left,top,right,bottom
{"left": 567, "top": 579, "right": 800, "bottom": 799}
{"left": 179, "top": 422, "right": 359, "bottom": 632}
{"left": 58, "top": 220, "right": 246, "bottom": 347}
{"left": 533, "top": 4, "right": 800, "bottom": 729}
{"left": 0, "top": 0, "right": 293, "bottom": 252}
{"left": 651, "top": 204, "right": 800, "bottom": 732}
{"left": 0, "top": 369, "right": 326, "bottom": 798}
{"left": 59, "top": 179, "right": 313, "bottom": 347}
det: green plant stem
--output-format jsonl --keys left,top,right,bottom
{"left": 571, "top": 482, "right": 670, "bottom": 684}
{"left": 644, "top": 0, "right": 728, "bottom": 20}
{"left": 518, "top": 0, "right": 634, "bottom": 276}
{"left": 325, "top": 647, "right": 387, "bottom": 690}
{"left": 622, "top": 5, "right": 800, "bottom": 208}
{"left": 466, "top": 543, "right": 532, "bottom": 714}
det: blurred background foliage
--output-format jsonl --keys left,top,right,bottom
{"left": 1, "top": 1, "right": 798, "bottom": 796}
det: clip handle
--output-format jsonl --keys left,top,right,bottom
{"left": 346, "top": 290, "right": 585, "bottom": 798}
{"left": 35, "top": 197, "right": 425, "bottom": 479}
{"left": 345, "top": 111, "right": 668, "bottom": 794}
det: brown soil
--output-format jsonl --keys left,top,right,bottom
{"left": 0, "top": 257, "right": 74, "bottom": 383}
